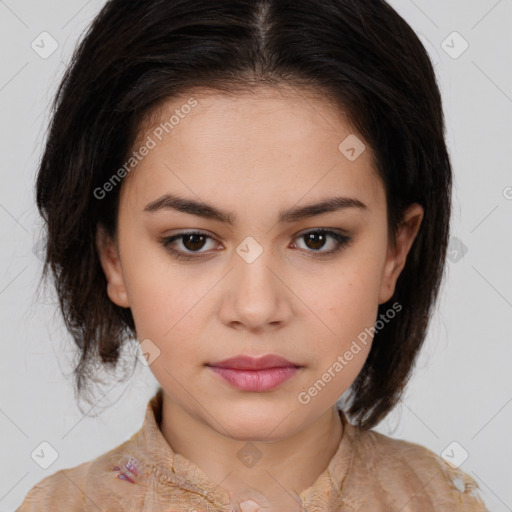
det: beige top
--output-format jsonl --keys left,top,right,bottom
{"left": 17, "top": 387, "right": 488, "bottom": 511}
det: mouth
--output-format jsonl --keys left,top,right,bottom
{"left": 206, "top": 354, "right": 303, "bottom": 392}
{"left": 207, "top": 354, "right": 301, "bottom": 370}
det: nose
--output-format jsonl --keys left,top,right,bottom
{"left": 218, "top": 240, "right": 293, "bottom": 332}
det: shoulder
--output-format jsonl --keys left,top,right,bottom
{"left": 345, "top": 424, "right": 489, "bottom": 511}
{"left": 16, "top": 438, "right": 140, "bottom": 512}
{"left": 16, "top": 458, "right": 94, "bottom": 511}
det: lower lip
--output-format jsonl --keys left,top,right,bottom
{"left": 208, "top": 366, "right": 300, "bottom": 392}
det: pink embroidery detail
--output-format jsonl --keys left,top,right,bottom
{"left": 124, "top": 458, "right": 139, "bottom": 477}
{"left": 112, "top": 457, "right": 139, "bottom": 484}
{"left": 118, "top": 472, "right": 135, "bottom": 484}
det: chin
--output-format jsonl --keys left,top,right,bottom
{"left": 212, "top": 401, "right": 305, "bottom": 442}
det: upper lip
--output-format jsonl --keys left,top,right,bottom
{"left": 207, "top": 354, "right": 301, "bottom": 370}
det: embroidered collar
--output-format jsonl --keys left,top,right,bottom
{"left": 117, "top": 387, "right": 357, "bottom": 511}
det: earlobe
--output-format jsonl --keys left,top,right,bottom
{"left": 378, "top": 203, "right": 424, "bottom": 305}
{"left": 95, "top": 225, "right": 130, "bottom": 308}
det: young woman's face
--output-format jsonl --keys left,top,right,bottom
{"left": 97, "top": 85, "right": 423, "bottom": 440}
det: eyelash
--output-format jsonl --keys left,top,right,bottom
{"left": 159, "top": 229, "right": 353, "bottom": 261}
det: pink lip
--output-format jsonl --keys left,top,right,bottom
{"left": 208, "top": 354, "right": 299, "bottom": 370}
{"left": 207, "top": 355, "right": 302, "bottom": 392}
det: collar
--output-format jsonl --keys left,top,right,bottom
{"left": 125, "top": 386, "right": 358, "bottom": 511}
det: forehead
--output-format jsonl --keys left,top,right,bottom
{"left": 122, "top": 85, "right": 384, "bottom": 215}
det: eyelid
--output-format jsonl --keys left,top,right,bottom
{"left": 295, "top": 226, "right": 350, "bottom": 238}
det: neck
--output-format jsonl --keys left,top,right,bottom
{"left": 160, "top": 395, "right": 343, "bottom": 512}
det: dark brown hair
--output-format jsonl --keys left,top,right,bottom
{"left": 35, "top": 0, "right": 451, "bottom": 429}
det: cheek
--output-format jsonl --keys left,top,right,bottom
{"left": 128, "top": 279, "right": 206, "bottom": 348}
{"left": 125, "top": 268, "right": 209, "bottom": 385}
{"left": 303, "top": 254, "right": 383, "bottom": 343}
{"left": 120, "top": 239, "right": 207, "bottom": 344}
{"left": 293, "top": 250, "right": 384, "bottom": 400}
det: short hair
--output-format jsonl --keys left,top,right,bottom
{"left": 36, "top": 0, "right": 451, "bottom": 429}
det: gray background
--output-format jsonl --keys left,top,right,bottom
{"left": 0, "top": 0, "right": 511, "bottom": 510}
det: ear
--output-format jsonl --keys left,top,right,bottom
{"left": 95, "top": 224, "right": 130, "bottom": 308}
{"left": 378, "top": 203, "right": 424, "bottom": 305}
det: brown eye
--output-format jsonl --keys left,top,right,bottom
{"left": 160, "top": 230, "right": 218, "bottom": 261}
{"left": 293, "top": 229, "right": 353, "bottom": 257}
{"left": 181, "top": 233, "right": 208, "bottom": 252}
{"left": 303, "top": 232, "right": 329, "bottom": 251}
{"left": 160, "top": 228, "right": 352, "bottom": 262}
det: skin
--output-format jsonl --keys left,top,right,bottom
{"left": 96, "top": 85, "right": 423, "bottom": 511}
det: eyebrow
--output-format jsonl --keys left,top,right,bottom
{"left": 144, "top": 193, "right": 368, "bottom": 224}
